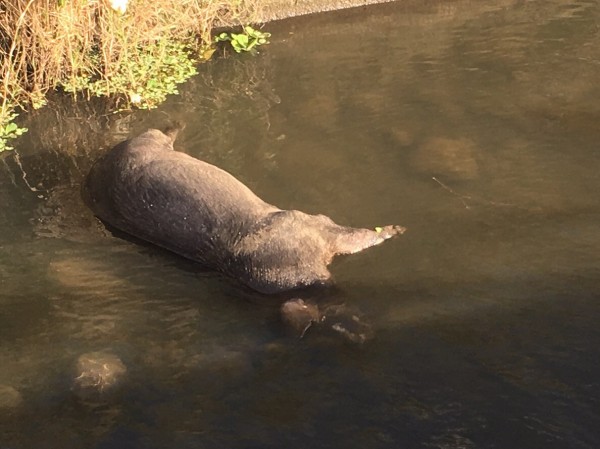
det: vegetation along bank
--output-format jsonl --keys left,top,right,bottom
{"left": 0, "top": 0, "right": 395, "bottom": 152}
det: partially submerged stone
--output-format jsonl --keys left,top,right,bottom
{"left": 323, "top": 303, "right": 374, "bottom": 344}
{"left": 73, "top": 352, "right": 126, "bottom": 395}
{"left": 0, "top": 384, "right": 23, "bottom": 410}
{"left": 412, "top": 136, "right": 480, "bottom": 180}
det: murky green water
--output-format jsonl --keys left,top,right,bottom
{"left": 2, "top": 0, "right": 600, "bottom": 447}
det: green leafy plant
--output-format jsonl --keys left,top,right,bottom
{"left": 0, "top": 107, "right": 28, "bottom": 153}
{"left": 1, "top": 0, "right": 260, "bottom": 126}
{"left": 215, "top": 26, "right": 271, "bottom": 53}
{"left": 61, "top": 40, "right": 198, "bottom": 110}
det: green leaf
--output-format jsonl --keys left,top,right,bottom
{"left": 232, "top": 33, "right": 249, "bottom": 46}
{"left": 246, "top": 39, "right": 258, "bottom": 51}
{"left": 215, "top": 32, "right": 231, "bottom": 42}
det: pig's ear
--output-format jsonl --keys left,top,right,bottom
{"left": 163, "top": 122, "right": 185, "bottom": 142}
{"left": 331, "top": 225, "right": 406, "bottom": 255}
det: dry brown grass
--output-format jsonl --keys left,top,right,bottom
{"left": 0, "top": 0, "right": 261, "bottom": 130}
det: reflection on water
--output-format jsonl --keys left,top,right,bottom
{"left": 2, "top": 0, "right": 600, "bottom": 447}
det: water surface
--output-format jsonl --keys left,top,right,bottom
{"left": 1, "top": 1, "right": 600, "bottom": 447}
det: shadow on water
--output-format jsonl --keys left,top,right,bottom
{"left": 2, "top": 0, "right": 600, "bottom": 447}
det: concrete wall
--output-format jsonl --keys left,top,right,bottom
{"left": 253, "top": 0, "right": 398, "bottom": 23}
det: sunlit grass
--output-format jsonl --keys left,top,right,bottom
{"left": 0, "top": 0, "right": 261, "bottom": 151}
